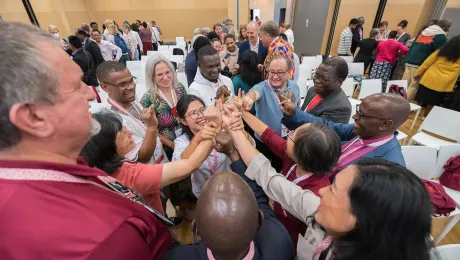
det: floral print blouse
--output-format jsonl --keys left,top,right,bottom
{"left": 141, "top": 83, "right": 187, "bottom": 141}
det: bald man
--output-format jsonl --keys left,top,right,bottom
{"left": 164, "top": 134, "right": 294, "bottom": 260}
{"left": 280, "top": 93, "right": 410, "bottom": 180}
{"left": 238, "top": 21, "right": 268, "bottom": 64}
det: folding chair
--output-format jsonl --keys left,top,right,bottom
{"left": 357, "top": 79, "right": 382, "bottom": 100}
{"left": 386, "top": 80, "right": 422, "bottom": 130}
{"left": 431, "top": 244, "right": 460, "bottom": 260}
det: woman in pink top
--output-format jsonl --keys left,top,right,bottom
{"left": 80, "top": 111, "right": 219, "bottom": 215}
{"left": 369, "top": 30, "right": 408, "bottom": 92}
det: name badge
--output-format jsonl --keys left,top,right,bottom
{"left": 281, "top": 124, "right": 289, "bottom": 138}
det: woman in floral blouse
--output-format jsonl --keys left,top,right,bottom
{"left": 121, "top": 23, "right": 138, "bottom": 60}
{"left": 141, "top": 55, "right": 187, "bottom": 160}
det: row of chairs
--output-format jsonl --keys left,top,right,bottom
{"left": 402, "top": 144, "right": 460, "bottom": 245}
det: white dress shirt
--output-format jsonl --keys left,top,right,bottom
{"left": 250, "top": 37, "right": 260, "bottom": 54}
{"left": 285, "top": 29, "right": 295, "bottom": 45}
{"left": 97, "top": 39, "right": 122, "bottom": 61}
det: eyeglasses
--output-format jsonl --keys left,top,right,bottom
{"left": 313, "top": 73, "right": 336, "bottom": 83}
{"left": 287, "top": 129, "right": 295, "bottom": 142}
{"left": 269, "top": 70, "right": 288, "bottom": 77}
{"left": 186, "top": 107, "right": 206, "bottom": 120}
{"left": 103, "top": 76, "right": 137, "bottom": 89}
{"left": 355, "top": 104, "right": 389, "bottom": 121}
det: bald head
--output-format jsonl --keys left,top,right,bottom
{"left": 246, "top": 21, "right": 260, "bottom": 44}
{"left": 196, "top": 172, "right": 260, "bottom": 258}
{"left": 368, "top": 93, "right": 410, "bottom": 127}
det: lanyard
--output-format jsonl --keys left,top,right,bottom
{"left": 108, "top": 97, "right": 146, "bottom": 131}
{"left": 312, "top": 236, "right": 332, "bottom": 259}
{"left": 267, "top": 81, "right": 282, "bottom": 104}
{"left": 282, "top": 165, "right": 313, "bottom": 217}
{"left": 157, "top": 87, "right": 176, "bottom": 109}
{"left": 396, "top": 32, "right": 406, "bottom": 41}
{"left": 206, "top": 149, "right": 218, "bottom": 175}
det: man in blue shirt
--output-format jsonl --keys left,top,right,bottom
{"left": 242, "top": 55, "right": 300, "bottom": 171}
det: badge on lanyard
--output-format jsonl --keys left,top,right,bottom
{"left": 281, "top": 124, "right": 289, "bottom": 138}
{"left": 174, "top": 128, "right": 183, "bottom": 138}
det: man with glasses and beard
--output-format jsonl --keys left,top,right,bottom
{"left": 280, "top": 92, "right": 409, "bottom": 181}
{"left": 241, "top": 55, "right": 300, "bottom": 172}
{"left": 97, "top": 61, "right": 168, "bottom": 164}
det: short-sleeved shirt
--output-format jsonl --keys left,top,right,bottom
{"left": 141, "top": 83, "right": 187, "bottom": 141}
{"left": 172, "top": 135, "right": 232, "bottom": 198}
{"left": 112, "top": 162, "right": 164, "bottom": 214}
{"left": 357, "top": 38, "right": 379, "bottom": 57}
{"left": 252, "top": 80, "right": 301, "bottom": 140}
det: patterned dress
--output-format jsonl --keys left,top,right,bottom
{"left": 263, "top": 37, "right": 295, "bottom": 80}
{"left": 141, "top": 83, "right": 187, "bottom": 142}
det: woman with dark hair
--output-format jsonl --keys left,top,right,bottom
{"left": 184, "top": 36, "right": 211, "bottom": 85}
{"left": 226, "top": 114, "right": 432, "bottom": 259}
{"left": 80, "top": 110, "right": 217, "bottom": 215}
{"left": 139, "top": 21, "right": 153, "bottom": 55}
{"left": 353, "top": 28, "right": 379, "bottom": 72}
{"left": 414, "top": 35, "right": 460, "bottom": 117}
{"left": 213, "top": 23, "right": 226, "bottom": 43}
{"left": 238, "top": 24, "right": 248, "bottom": 43}
{"left": 130, "top": 23, "right": 143, "bottom": 58}
{"left": 207, "top": 31, "right": 220, "bottom": 42}
{"left": 370, "top": 30, "right": 408, "bottom": 92}
{"left": 211, "top": 38, "right": 223, "bottom": 53}
{"left": 241, "top": 109, "right": 341, "bottom": 247}
{"left": 232, "top": 51, "right": 263, "bottom": 111}
{"left": 395, "top": 20, "right": 411, "bottom": 43}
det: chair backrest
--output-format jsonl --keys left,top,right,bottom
{"left": 357, "top": 79, "right": 382, "bottom": 100}
{"left": 348, "top": 98, "right": 361, "bottom": 124}
{"left": 126, "top": 61, "right": 141, "bottom": 72}
{"left": 347, "top": 62, "right": 364, "bottom": 76}
{"left": 159, "top": 51, "right": 171, "bottom": 59}
{"left": 418, "top": 106, "right": 460, "bottom": 142}
{"left": 170, "top": 55, "right": 184, "bottom": 64}
{"left": 316, "top": 55, "right": 323, "bottom": 67}
{"left": 136, "top": 84, "right": 147, "bottom": 101}
{"left": 158, "top": 45, "right": 169, "bottom": 52}
{"left": 401, "top": 146, "right": 438, "bottom": 179}
{"left": 433, "top": 144, "right": 460, "bottom": 178}
{"left": 341, "top": 56, "right": 354, "bottom": 63}
{"left": 301, "top": 56, "right": 318, "bottom": 70}
{"left": 176, "top": 37, "right": 185, "bottom": 43}
{"left": 147, "top": 50, "right": 159, "bottom": 57}
{"left": 177, "top": 72, "right": 188, "bottom": 88}
{"left": 342, "top": 78, "right": 355, "bottom": 97}
{"left": 386, "top": 80, "right": 408, "bottom": 93}
{"left": 431, "top": 244, "right": 460, "bottom": 260}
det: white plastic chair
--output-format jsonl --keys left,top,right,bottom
{"left": 348, "top": 98, "right": 361, "bottom": 124}
{"left": 433, "top": 144, "right": 460, "bottom": 178}
{"left": 401, "top": 146, "right": 438, "bottom": 179}
{"left": 147, "top": 51, "right": 159, "bottom": 57}
{"left": 89, "top": 103, "right": 110, "bottom": 114}
{"left": 159, "top": 51, "right": 171, "bottom": 59}
{"left": 170, "top": 55, "right": 184, "bottom": 65}
{"left": 409, "top": 106, "right": 460, "bottom": 148}
{"left": 126, "top": 61, "right": 141, "bottom": 72}
{"left": 301, "top": 56, "right": 318, "bottom": 69}
{"left": 347, "top": 62, "right": 364, "bottom": 77}
{"left": 177, "top": 72, "right": 188, "bottom": 88}
{"left": 341, "top": 78, "right": 355, "bottom": 97}
{"left": 141, "top": 55, "right": 152, "bottom": 61}
{"left": 431, "top": 244, "right": 460, "bottom": 260}
{"left": 176, "top": 37, "right": 185, "bottom": 43}
{"left": 176, "top": 42, "right": 187, "bottom": 54}
{"left": 136, "top": 84, "right": 147, "bottom": 101}
{"left": 341, "top": 56, "right": 354, "bottom": 63}
{"left": 158, "top": 45, "right": 169, "bottom": 52}
{"left": 386, "top": 80, "right": 422, "bottom": 131}
{"left": 315, "top": 55, "right": 323, "bottom": 68}
{"left": 357, "top": 79, "right": 382, "bottom": 100}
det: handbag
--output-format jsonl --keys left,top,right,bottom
{"left": 422, "top": 179, "right": 456, "bottom": 217}
{"left": 440, "top": 155, "right": 460, "bottom": 191}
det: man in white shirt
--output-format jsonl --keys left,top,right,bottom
{"left": 151, "top": 21, "right": 161, "bottom": 51}
{"left": 238, "top": 21, "right": 268, "bottom": 64}
{"left": 92, "top": 30, "right": 122, "bottom": 61}
{"left": 188, "top": 46, "right": 234, "bottom": 107}
{"left": 280, "top": 23, "right": 294, "bottom": 45}
{"left": 338, "top": 18, "right": 360, "bottom": 56}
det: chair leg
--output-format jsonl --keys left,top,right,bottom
{"left": 433, "top": 214, "right": 460, "bottom": 245}
{"left": 410, "top": 108, "right": 421, "bottom": 131}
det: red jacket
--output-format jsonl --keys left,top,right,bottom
{"left": 260, "top": 127, "right": 330, "bottom": 247}
{"left": 0, "top": 159, "right": 172, "bottom": 260}
{"left": 375, "top": 40, "right": 408, "bottom": 64}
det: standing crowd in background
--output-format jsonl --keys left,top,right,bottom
{"left": 0, "top": 9, "right": 460, "bottom": 259}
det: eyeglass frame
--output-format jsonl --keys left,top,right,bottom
{"left": 312, "top": 72, "right": 338, "bottom": 83}
{"left": 355, "top": 104, "right": 390, "bottom": 121}
{"left": 268, "top": 70, "right": 289, "bottom": 78}
{"left": 101, "top": 76, "right": 137, "bottom": 89}
{"left": 186, "top": 107, "right": 206, "bottom": 120}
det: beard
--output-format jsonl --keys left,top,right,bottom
{"left": 89, "top": 117, "right": 101, "bottom": 137}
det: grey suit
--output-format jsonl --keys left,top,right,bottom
{"left": 300, "top": 88, "right": 351, "bottom": 124}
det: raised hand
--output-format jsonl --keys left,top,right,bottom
{"left": 214, "top": 132, "right": 235, "bottom": 155}
{"left": 200, "top": 121, "right": 220, "bottom": 141}
{"left": 241, "top": 90, "right": 254, "bottom": 111}
{"left": 221, "top": 103, "right": 244, "bottom": 131}
{"left": 204, "top": 100, "right": 223, "bottom": 127}
{"left": 231, "top": 88, "right": 244, "bottom": 111}
{"left": 279, "top": 94, "right": 296, "bottom": 117}
{"left": 141, "top": 105, "right": 158, "bottom": 128}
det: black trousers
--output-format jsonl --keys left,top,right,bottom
{"left": 255, "top": 137, "right": 283, "bottom": 172}
{"left": 152, "top": 42, "right": 158, "bottom": 51}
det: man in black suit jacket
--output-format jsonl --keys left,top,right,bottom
{"left": 76, "top": 29, "right": 104, "bottom": 68}
{"left": 238, "top": 21, "right": 268, "bottom": 64}
{"left": 351, "top": 17, "right": 365, "bottom": 54}
{"left": 301, "top": 57, "right": 351, "bottom": 123}
{"left": 68, "top": 36, "right": 99, "bottom": 87}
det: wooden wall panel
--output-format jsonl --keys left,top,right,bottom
{"left": 382, "top": 0, "right": 428, "bottom": 38}
{"left": 447, "top": 0, "right": 460, "bottom": 7}
{"left": 321, "top": 0, "right": 338, "bottom": 54}
{"left": 0, "top": 0, "right": 32, "bottom": 24}
{"left": 249, "top": 0, "right": 275, "bottom": 21}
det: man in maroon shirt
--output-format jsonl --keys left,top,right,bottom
{"left": 0, "top": 22, "right": 171, "bottom": 260}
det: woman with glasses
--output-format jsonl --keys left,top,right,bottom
{"left": 141, "top": 55, "right": 188, "bottom": 161}
{"left": 241, "top": 108, "right": 341, "bottom": 248}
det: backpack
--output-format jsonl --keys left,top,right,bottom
{"left": 388, "top": 84, "right": 407, "bottom": 98}
{"left": 113, "top": 34, "right": 129, "bottom": 54}
{"left": 439, "top": 155, "right": 460, "bottom": 191}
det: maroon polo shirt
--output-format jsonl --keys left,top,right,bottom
{"left": 260, "top": 127, "right": 330, "bottom": 247}
{"left": 0, "top": 158, "right": 172, "bottom": 260}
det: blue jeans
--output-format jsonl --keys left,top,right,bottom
{"left": 119, "top": 54, "right": 129, "bottom": 66}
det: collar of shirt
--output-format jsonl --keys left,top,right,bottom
{"left": 0, "top": 157, "right": 107, "bottom": 178}
{"left": 360, "top": 134, "right": 395, "bottom": 146}
{"left": 82, "top": 37, "right": 88, "bottom": 47}
{"left": 71, "top": 49, "right": 80, "bottom": 56}
{"left": 207, "top": 241, "right": 255, "bottom": 260}
{"left": 250, "top": 37, "right": 259, "bottom": 48}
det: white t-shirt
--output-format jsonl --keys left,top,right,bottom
{"left": 188, "top": 69, "right": 234, "bottom": 107}
{"left": 172, "top": 134, "right": 232, "bottom": 198}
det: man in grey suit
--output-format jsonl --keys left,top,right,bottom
{"left": 301, "top": 57, "right": 351, "bottom": 123}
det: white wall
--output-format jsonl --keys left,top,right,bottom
{"left": 249, "top": 0, "right": 275, "bottom": 21}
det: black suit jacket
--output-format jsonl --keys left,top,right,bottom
{"left": 72, "top": 49, "right": 99, "bottom": 86}
{"left": 351, "top": 26, "right": 364, "bottom": 54}
{"left": 238, "top": 40, "right": 268, "bottom": 64}
{"left": 300, "top": 87, "right": 352, "bottom": 124}
{"left": 84, "top": 38, "right": 104, "bottom": 68}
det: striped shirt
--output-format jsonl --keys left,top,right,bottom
{"left": 338, "top": 27, "right": 353, "bottom": 55}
